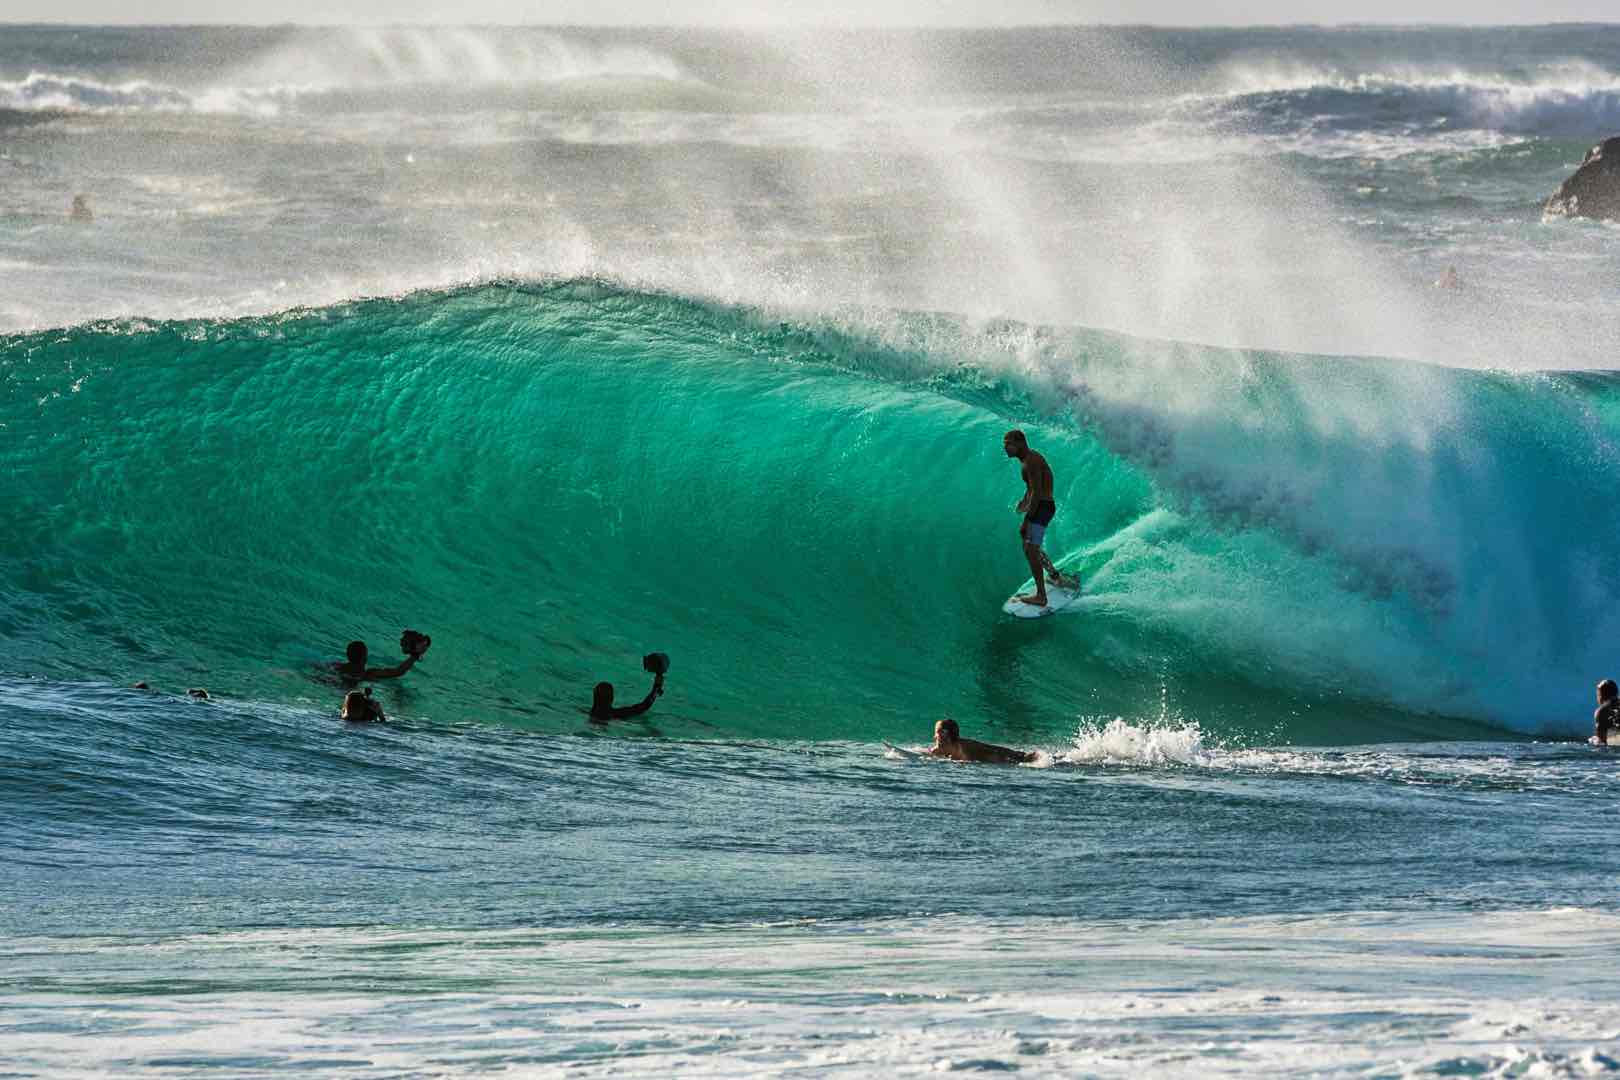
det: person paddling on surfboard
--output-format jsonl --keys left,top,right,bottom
{"left": 1003, "top": 428, "right": 1072, "bottom": 607}
{"left": 928, "top": 717, "right": 1036, "bottom": 765}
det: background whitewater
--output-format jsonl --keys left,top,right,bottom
{"left": 8, "top": 24, "right": 1620, "bottom": 364}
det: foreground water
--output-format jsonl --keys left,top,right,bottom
{"left": 6, "top": 680, "right": 1620, "bottom": 1076}
{"left": 11, "top": 913, "right": 1620, "bottom": 1076}
{"left": 8, "top": 22, "right": 1620, "bottom": 1078}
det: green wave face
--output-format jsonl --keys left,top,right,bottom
{"left": 6, "top": 281, "right": 1619, "bottom": 742}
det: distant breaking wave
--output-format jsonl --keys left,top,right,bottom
{"left": 13, "top": 50, "right": 1620, "bottom": 159}
{"left": 1209, "top": 64, "right": 1620, "bottom": 137}
{"left": 0, "top": 29, "right": 697, "bottom": 117}
{"left": 0, "top": 71, "right": 288, "bottom": 116}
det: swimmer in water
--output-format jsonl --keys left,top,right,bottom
{"left": 1592, "top": 679, "right": 1619, "bottom": 746}
{"left": 589, "top": 670, "right": 665, "bottom": 722}
{"left": 927, "top": 717, "right": 1036, "bottom": 765}
{"left": 331, "top": 633, "right": 428, "bottom": 683}
{"left": 341, "top": 688, "right": 386, "bottom": 723}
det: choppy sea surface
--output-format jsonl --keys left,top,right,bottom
{"left": 6, "top": 23, "right": 1620, "bottom": 1077}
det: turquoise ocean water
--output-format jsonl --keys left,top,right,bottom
{"left": 6, "top": 24, "right": 1620, "bottom": 1076}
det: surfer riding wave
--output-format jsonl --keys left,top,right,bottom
{"left": 1003, "top": 428, "right": 1074, "bottom": 607}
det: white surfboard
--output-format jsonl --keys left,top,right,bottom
{"left": 1002, "top": 579, "right": 1081, "bottom": 619}
{"left": 883, "top": 741, "right": 930, "bottom": 761}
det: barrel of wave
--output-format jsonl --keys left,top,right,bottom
{"left": 0, "top": 286, "right": 1149, "bottom": 738}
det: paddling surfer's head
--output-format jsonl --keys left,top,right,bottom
{"left": 1599, "top": 679, "right": 1617, "bottom": 704}
{"left": 592, "top": 682, "right": 615, "bottom": 713}
{"left": 933, "top": 716, "right": 961, "bottom": 749}
{"left": 346, "top": 640, "right": 368, "bottom": 669}
{"left": 1003, "top": 429, "right": 1027, "bottom": 460}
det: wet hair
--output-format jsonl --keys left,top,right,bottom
{"left": 592, "top": 682, "right": 614, "bottom": 710}
{"left": 1003, "top": 429, "right": 1027, "bottom": 447}
{"left": 338, "top": 689, "right": 382, "bottom": 722}
{"left": 936, "top": 717, "right": 960, "bottom": 742}
{"left": 341, "top": 689, "right": 380, "bottom": 722}
{"left": 346, "top": 640, "right": 367, "bottom": 665}
{"left": 1599, "top": 679, "right": 1618, "bottom": 703}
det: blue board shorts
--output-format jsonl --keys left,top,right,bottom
{"left": 1023, "top": 500, "right": 1056, "bottom": 547}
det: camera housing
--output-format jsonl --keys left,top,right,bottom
{"left": 642, "top": 652, "right": 670, "bottom": 676}
{"left": 400, "top": 629, "right": 432, "bottom": 658}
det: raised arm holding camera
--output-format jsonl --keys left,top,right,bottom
{"left": 333, "top": 629, "right": 432, "bottom": 682}
{"left": 590, "top": 652, "right": 669, "bottom": 722}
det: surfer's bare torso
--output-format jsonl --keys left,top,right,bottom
{"left": 1016, "top": 448, "right": 1055, "bottom": 513}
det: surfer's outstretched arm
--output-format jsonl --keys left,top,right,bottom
{"left": 332, "top": 635, "right": 428, "bottom": 682}
{"left": 611, "top": 683, "right": 658, "bottom": 719}
{"left": 362, "top": 653, "right": 419, "bottom": 680}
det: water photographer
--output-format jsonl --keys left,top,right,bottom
{"left": 590, "top": 652, "right": 669, "bottom": 721}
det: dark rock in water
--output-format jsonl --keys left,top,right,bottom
{"left": 1545, "top": 136, "right": 1620, "bottom": 220}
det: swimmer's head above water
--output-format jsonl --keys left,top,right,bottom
{"left": 341, "top": 687, "right": 385, "bottom": 723}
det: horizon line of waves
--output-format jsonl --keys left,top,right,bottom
{"left": 2, "top": 69, "right": 1577, "bottom": 163}
{"left": 0, "top": 56, "right": 705, "bottom": 119}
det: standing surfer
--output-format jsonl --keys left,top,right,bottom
{"left": 1002, "top": 429, "right": 1072, "bottom": 607}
